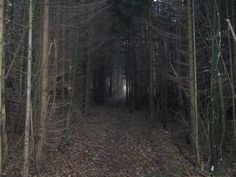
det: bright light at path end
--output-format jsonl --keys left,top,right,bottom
{"left": 123, "top": 85, "right": 126, "bottom": 92}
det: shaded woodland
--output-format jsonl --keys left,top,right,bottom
{"left": 0, "top": 0, "right": 235, "bottom": 176}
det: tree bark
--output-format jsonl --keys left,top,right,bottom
{"left": 209, "top": 0, "right": 224, "bottom": 172}
{"left": 23, "top": 0, "right": 33, "bottom": 176}
{"left": 187, "top": 0, "right": 200, "bottom": 164}
{"left": 0, "top": 0, "right": 8, "bottom": 173}
{"left": 149, "top": 0, "right": 154, "bottom": 120}
{"left": 35, "top": 0, "right": 50, "bottom": 169}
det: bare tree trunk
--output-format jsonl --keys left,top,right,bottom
{"left": 23, "top": 0, "right": 33, "bottom": 176}
{"left": 85, "top": 44, "right": 91, "bottom": 116}
{"left": 0, "top": 0, "right": 8, "bottom": 173}
{"left": 149, "top": 0, "right": 154, "bottom": 120}
{"left": 187, "top": 0, "right": 200, "bottom": 164}
{"left": 231, "top": 2, "right": 236, "bottom": 146}
{"left": 35, "top": 0, "right": 49, "bottom": 169}
{"left": 85, "top": 7, "right": 93, "bottom": 116}
{"left": 226, "top": 0, "right": 236, "bottom": 148}
{"left": 209, "top": 0, "right": 224, "bottom": 172}
{"left": 52, "top": 0, "right": 60, "bottom": 116}
{"left": 175, "top": 1, "right": 183, "bottom": 110}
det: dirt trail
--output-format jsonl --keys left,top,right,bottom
{"left": 43, "top": 101, "right": 208, "bottom": 177}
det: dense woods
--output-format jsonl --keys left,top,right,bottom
{"left": 0, "top": 0, "right": 235, "bottom": 176}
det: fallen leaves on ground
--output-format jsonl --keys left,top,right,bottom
{"left": 3, "top": 102, "right": 226, "bottom": 177}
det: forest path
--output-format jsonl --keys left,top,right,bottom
{"left": 44, "top": 99, "right": 207, "bottom": 177}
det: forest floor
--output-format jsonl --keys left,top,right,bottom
{"left": 5, "top": 99, "right": 234, "bottom": 177}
